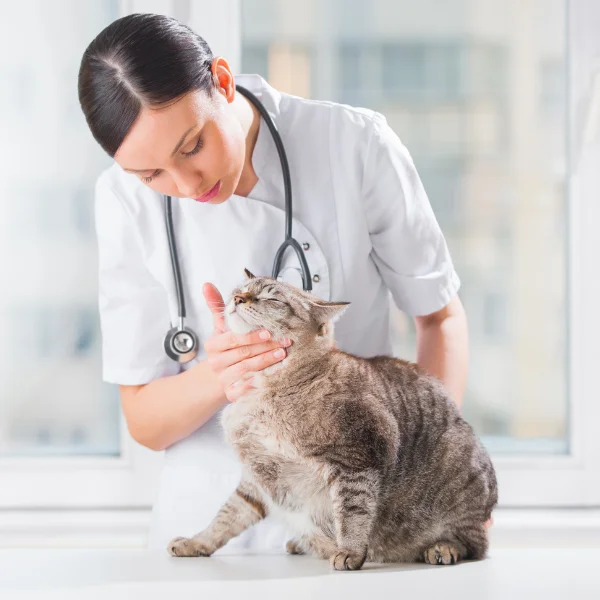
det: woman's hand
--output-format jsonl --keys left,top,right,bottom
{"left": 202, "top": 283, "right": 291, "bottom": 402}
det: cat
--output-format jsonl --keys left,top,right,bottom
{"left": 168, "top": 268, "right": 498, "bottom": 570}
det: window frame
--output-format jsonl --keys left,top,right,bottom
{"left": 2, "top": 0, "right": 599, "bottom": 514}
{"left": 482, "top": 0, "right": 600, "bottom": 507}
{"left": 239, "top": 0, "right": 600, "bottom": 507}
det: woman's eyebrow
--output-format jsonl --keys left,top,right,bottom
{"left": 123, "top": 125, "right": 198, "bottom": 173}
{"left": 170, "top": 125, "right": 197, "bottom": 157}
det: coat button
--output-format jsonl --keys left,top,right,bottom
{"left": 302, "top": 242, "right": 310, "bottom": 251}
{"left": 312, "top": 274, "right": 320, "bottom": 283}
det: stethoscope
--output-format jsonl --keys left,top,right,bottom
{"left": 163, "top": 84, "right": 312, "bottom": 364}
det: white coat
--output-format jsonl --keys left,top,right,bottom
{"left": 94, "top": 74, "right": 461, "bottom": 553}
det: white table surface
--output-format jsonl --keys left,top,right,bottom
{"left": 1, "top": 548, "right": 599, "bottom": 600}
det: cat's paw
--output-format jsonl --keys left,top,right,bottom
{"left": 168, "top": 536, "right": 213, "bottom": 557}
{"left": 330, "top": 548, "right": 367, "bottom": 571}
{"left": 286, "top": 540, "right": 305, "bottom": 555}
{"left": 423, "top": 542, "right": 460, "bottom": 565}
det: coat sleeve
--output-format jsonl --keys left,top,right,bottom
{"left": 360, "top": 112, "right": 461, "bottom": 317}
{"left": 94, "top": 175, "right": 181, "bottom": 385}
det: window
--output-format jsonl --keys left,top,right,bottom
{"left": 0, "top": 2, "right": 120, "bottom": 460}
{"left": 540, "top": 59, "right": 566, "bottom": 119}
{"left": 382, "top": 43, "right": 462, "bottom": 102}
{"left": 2, "top": 0, "right": 598, "bottom": 521}
{"left": 242, "top": 44, "right": 270, "bottom": 78}
{"left": 241, "top": 0, "right": 600, "bottom": 506}
{"left": 0, "top": 0, "right": 163, "bottom": 510}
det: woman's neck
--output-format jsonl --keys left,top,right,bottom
{"left": 233, "top": 93, "right": 260, "bottom": 197}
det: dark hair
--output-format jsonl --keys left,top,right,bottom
{"left": 78, "top": 13, "right": 215, "bottom": 157}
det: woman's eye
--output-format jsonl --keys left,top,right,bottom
{"left": 141, "top": 170, "right": 160, "bottom": 183}
{"left": 182, "top": 135, "right": 203, "bottom": 157}
{"left": 138, "top": 135, "right": 203, "bottom": 184}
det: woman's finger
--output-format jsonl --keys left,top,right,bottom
{"left": 203, "top": 283, "right": 227, "bottom": 333}
{"left": 209, "top": 339, "right": 291, "bottom": 372}
{"left": 224, "top": 347, "right": 287, "bottom": 386}
{"left": 226, "top": 377, "right": 255, "bottom": 402}
{"left": 204, "top": 328, "right": 278, "bottom": 354}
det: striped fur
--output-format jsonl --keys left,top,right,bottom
{"left": 168, "top": 273, "right": 498, "bottom": 569}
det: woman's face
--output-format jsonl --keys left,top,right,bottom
{"left": 114, "top": 76, "right": 245, "bottom": 204}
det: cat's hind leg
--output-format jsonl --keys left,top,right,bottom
{"left": 422, "top": 540, "right": 468, "bottom": 565}
{"left": 454, "top": 522, "right": 489, "bottom": 560}
{"left": 421, "top": 522, "right": 488, "bottom": 565}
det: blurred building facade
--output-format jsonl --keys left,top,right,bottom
{"left": 0, "top": 1, "right": 121, "bottom": 455}
{"left": 0, "top": 0, "right": 567, "bottom": 457}
{"left": 241, "top": 0, "right": 567, "bottom": 451}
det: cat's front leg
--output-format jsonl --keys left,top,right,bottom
{"left": 168, "top": 479, "right": 267, "bottom": 557}
{"left": 328, "top": 468, "right": 380, "bottom": 571}
{"left": 296, "top": 533, "right": 338, "bottom": 560}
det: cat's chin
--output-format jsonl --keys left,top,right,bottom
{"left": 224, "top": 310, "right": 256, "bottom": 335}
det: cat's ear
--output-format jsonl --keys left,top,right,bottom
{"left": 311, "top": 300, "right": 350, "bottom": 325}
{"left": 243, "top": 268, "right": 256, "bottom": 280}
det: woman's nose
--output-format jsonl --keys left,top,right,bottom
{"left": 170, "top": 168, "right": 202, "bottom": 198}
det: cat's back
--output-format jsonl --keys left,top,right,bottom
{"left": 361, "top": 354, "right": 462, "bottom": 428}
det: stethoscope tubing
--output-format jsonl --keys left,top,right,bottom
{"left": 163, "top": 83, "right": 312, "bottom": 362}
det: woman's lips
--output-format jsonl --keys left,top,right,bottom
{"left": 195, "top": 181, "right": 221, "bottom": 202}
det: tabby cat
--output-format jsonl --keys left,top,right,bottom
{"left": 168, "top": 269, "right": 497, "bottom": 570}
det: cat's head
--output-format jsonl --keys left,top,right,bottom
{"left": 223, "top": 268, "right": 350, "bottom": 347}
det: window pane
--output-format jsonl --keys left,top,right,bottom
{"left": 0, "top": 1, "right": 122, "bottom": 457}
{"left": 241, "top": 0, "right": 568, "bottom": 455}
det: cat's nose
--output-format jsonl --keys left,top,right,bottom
{"left": 234, "top": 294, "right": 250, "bottom": 305}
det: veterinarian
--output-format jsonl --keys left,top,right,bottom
{"left": 79, "top": 13, "right": 486, "bottom": 552}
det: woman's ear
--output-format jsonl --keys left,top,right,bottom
{"left": 211, "top": 56, "right": 235, "bottom": 102}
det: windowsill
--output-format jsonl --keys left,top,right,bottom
{"left": 1, "top": 507, "right": 599, "bottom": 549}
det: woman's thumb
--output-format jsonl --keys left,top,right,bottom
{"left": 203, "top": 283, "right": 227, "bottom": 333}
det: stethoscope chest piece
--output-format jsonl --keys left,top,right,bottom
{"left": 164, "top": 325, "right": 198, "bottom": 363}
